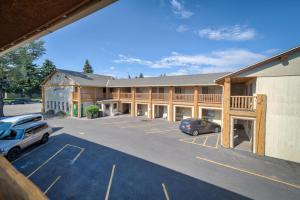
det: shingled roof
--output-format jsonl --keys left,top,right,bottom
{"left": 106, "top": 72, "right": 229, "bottom": 87}
{"left": 58, "top": 69, "right": 113, "bottom": 87}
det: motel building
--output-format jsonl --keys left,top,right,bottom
{"left": 41, "top": 46, "right": 300, "bottom": 163}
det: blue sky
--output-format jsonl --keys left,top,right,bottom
{"left": 37, "top": 0, "right": 300, "bottom": 78}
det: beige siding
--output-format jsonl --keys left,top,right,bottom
{"left": 239, "top": 51, "right": 300, "bottom": 77}
{"left": 45, "top": 72, "right": 75, "bottom": 85}
{"left": 256, "top": 76, "right": 300, "bottom": 163}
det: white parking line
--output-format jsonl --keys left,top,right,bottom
{"left": 105, "top": 164, "right": 116, "bottom": 200}
{"left": 162, "top": 183, "right": 170, "bottom": 200}
{"left": 44, "top": 176, "right": 61, "bottom": 194}
{"left": 27, "top": 144, "right": 84, "bottom": 178}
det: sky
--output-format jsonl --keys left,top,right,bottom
{"left": 37, "top": 0, "right": 300, "bottom": 78}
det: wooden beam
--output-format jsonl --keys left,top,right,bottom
{"left": 148, "top": 87, "right": 152, "bottom": 119}
{"left": 222, "top": 78, "right": 231, "bottom": 148}
{"left": 117, "top": 88, "right": 121, "bottom": 112}
{"left": 193, "top": 86, "right": 199, "bottom": 119}
{"left": 255, "top": 94, "right": 266, "bottom": 155}
{"left": 168, "top": 87, "right": 174, "bottom": 122}
{"left": 0, "top": 156, "right": 48, "bottom": 200}
{"left": 131, "top": 87, "right": 136, "bottom": 116}
{"left": 78, "top": 87, "right": 82, "bottom": 118}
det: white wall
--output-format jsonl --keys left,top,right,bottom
{"left": 45, "top": 86, "right": 73, "bottom": 113}
{"left": 256, "top": 76, "right": 300, "bottom": 163}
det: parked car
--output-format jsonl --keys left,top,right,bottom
{"left": 0, "top": 114, "right": 44, "bottom": 139}
{"left": 10, "top": 99, "right": 30, "bottom": 105}
{"left": 179, "top": 118, "right": 221, "bottom": 136}
{"left": 0, "top": 121, "right": 53, "bottom": 161}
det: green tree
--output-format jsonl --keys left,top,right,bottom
{"left": 139, "top": 73, "right": 144, "bottom": 78}
{"left": 0, "top": 40, "right": 46, "bottom": 116}
{"left": 40, "top": 59, "right": 56, "bottom": 79}
{"left": 83, "top": 59, "right": 93, "bottom": 73}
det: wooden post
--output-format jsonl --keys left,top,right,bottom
{"left": 193, "top": 86, "right": 199, "bottom": 119}
{"left": 41, "top": 86, "right": 45, "bottom": 112}
{"left": 131, "top": 87, "right": 136, "bottom": 116}
{"left": 117, "top": 88, "right": 121, "bottom": 112}
{"left": 78, "top": 87, "right": 82, "bottom": 118}
{"left": 168, "top": 87, "right": 174, "bottom": 122}
{"left": 148, "top": 87, "right": 152, "bottom": 119}
{"left": 71, "top": 90, "right": 74, "bottom": 117}
{"left": 222, "top": 78, "right": 231, "bottom": 148}
{"left": 255, "top": 94, "right": 266, "bottom": 156}
{"left": 94, "top": 87, "right": 97, "bottom": 103}
{"left": 0, "top": 156, "right": 48, "bottom": 200}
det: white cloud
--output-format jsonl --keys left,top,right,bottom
{"left": 176, "top": 25, "right": 189, "bottom": 32}
{"left": 195, "top": 25, "right": 256, "bottom": 41}
{"left": 109, "top": 66, "right": 116, "bottom": 70}
{"left": 170, "top": 0, "right": 194, "bottom": 19}
{"left": 114, "top": 49, "right": 266, "bottom": 74}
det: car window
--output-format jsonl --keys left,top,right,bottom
{"left": 201, "top": 120, "right": 207, "bottom": 127}
{"left": 15, "top": 116, "right": 42, "bottom": 126}
{"left": 0, "top": 122, "right": 12, "bottom": 135}
{"left": 1, "top": 129, "right": 24, "bottom": 140}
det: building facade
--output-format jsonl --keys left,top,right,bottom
{"left": 41, "top": 46, "right": 300, "bottom": 163}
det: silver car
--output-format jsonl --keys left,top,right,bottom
{"left": 0, "top": 121, "right": 53, "bottom": 161}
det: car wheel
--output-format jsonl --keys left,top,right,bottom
{"left": 192, "top": 129, "right": 199, "bottom": 136}
{"left": 214, "top": 127, "right": 220, "bottom": 133}
{"left": 40, "top": 133, "right": 49, "bottom": 144}
{"left": 7, "top": 147, "right": 21, "bottom": 161}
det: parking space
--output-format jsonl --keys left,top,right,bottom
{"left": 10, "top": 116, "right": 300, "bottom": 199}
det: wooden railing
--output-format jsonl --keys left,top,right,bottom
{"left": 120, "top": 92, "right": 132, "bottom": 99}
{"left": 173, "top": 94, "right": 194, "bottom": 102}
{"left": 152, "top": 93, "right": 169, "bottom": 101}
{"left": 230, "top": 96, "right": 257, "bottom": 111}
{"left": 199, "top": 94, "right": 222, "bottom": 104}
{"left": 112, "top": 92, "right": 118, "bottom": 99}
{"left": 135, "top": 93, "right": 149, "bottom": 100}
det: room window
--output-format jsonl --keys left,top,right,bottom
{"left": 54, "top": 102, "right": 57, "bottom": 110}
{"left": 50, "top": 101, "right": 53, "bottom": 109}
{"left": 62, "top": 102, "right": 65, "bottom": 111}
{"left": 66, "top": 102, "right": 69, "bottom": 112}
{"left": 113, "top": 103, "right": 117, "bottom": 109}
{"left": 58, "top": 102, "right": 60, "bottom": 110}
{"left": 47, "top": 101, "right": 49, "bottom": 109}
{"left": 103, "top": 88, "right": 106, "bottom": 93}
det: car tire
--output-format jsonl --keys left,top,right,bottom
{"left": 40, "top": 133, "right": 49, "bottom": 144}
{"left": 192, "top": 129, "right": 199, "bottom": 136}
{"left": 7, "top": 147, "right": 21, "bottom": 161}
{"left": 214, "top": 127, "right": 220, "bottom": 133}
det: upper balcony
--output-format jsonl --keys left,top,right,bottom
{"left": 120, "top": 92, "right": 132, "bottom": 100}
{"left": 199, "top": 94, "right": 222, "bottom": 104}
{"left": 173, "top": 94, "right": 194, "bottom": 103}
{"left": 230, "top": 96, "right": 257, "bottom": 112}
{"left": 152, "top": 93, "right": 169, "bottom": 101}
{"left": 136, "top": 93, "right": 149, "bottom": 100}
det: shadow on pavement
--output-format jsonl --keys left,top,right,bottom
{"left": 13, "top": 133, "right": 250, "bottom": 200}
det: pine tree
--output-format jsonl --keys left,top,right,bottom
{"left": 83, "top": 59, "right": 93, "bottom": 74}
{"left": 40, "top": 59, "right": 56, "bottom": 78}
{"left": 139, "top": 73, "right": 144, "bottom": 78}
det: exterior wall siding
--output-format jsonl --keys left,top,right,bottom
{"left": 256, "top": 76, "right": 300, "bottom": 163}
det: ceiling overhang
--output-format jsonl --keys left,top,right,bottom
{"left": 0, "top": 0, "right": 117, "bottom": 55}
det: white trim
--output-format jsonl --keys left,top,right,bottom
{"left": 173, "top": 105, "right": 194, "bottom": 122}
{"left": 152, "top": 103, "right": 169, "bottom": 120}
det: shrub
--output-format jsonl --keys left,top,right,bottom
{"left": 45, "top": 109, "right": 55, "bottom": 115}
{"left": 56, "top": 110, "right": 67, "bottom": 118}
{"left": 85, "top": 105, "right": 99, "bottom": 119}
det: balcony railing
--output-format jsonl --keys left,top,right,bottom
{"left": 120, "top": 92, "right": 132, "bottom": 99}
{"left": 135, "top": 93, "right": 149, "bottom": 100}
{"left": 230, "top": 96, "right": 256, "bottom": 111}
{"left": 152, "top": 93, "right": 169, "bottom": 101}
{"left": 111, "top": 92, "right": 118, "bottom": 99}
{"left": 199, "top": 94, "right": 222, "bottom": 104}
{"left": 173, "top": 94, "right": 194, "bottom": 102}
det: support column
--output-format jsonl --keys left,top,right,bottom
{"left": 255, "top": 94, "right": 266, "bottom": 156}
{"left": 193, "top": 86, "right": 199, "bottom": 119}
{"left": 148, "top": 87, "right": 152, "bottom": 119}
{"left": 41, "top": 86, "right": 45, "bottom": 112}
{"left": 168, "top": 87, "right": 174, "bottom": 122}
{"left": 117, "top": 88, "right": 121, "bottom": 112}
{"left": 94, "top": 87, "right": 97, "bottom": 103}
{"left": 71, "top": 90, "right": 74, "bottom": 117}
{"left": 78, "top": 87, "right": 82, "bottom": 118}
{"left": 131, "top": 87, "right": 136, "bottom": 116}
{"left": 222, "top": 78, "right": 231, "bottom": 148}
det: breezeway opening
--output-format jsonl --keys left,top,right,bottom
{"left": 153, "top": 105, "right": 168, "bottom": 119}
{"left": 232, "top": 118, "right": 255, "bottom": 152}
{"left": 175, "top": 106, "right": 193, "bottom": 121}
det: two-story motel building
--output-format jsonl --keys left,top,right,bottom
{"left": 41, "top": 46, "right": 300, "bottom": 163}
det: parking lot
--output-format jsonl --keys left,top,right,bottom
{"left": 11, "top": 115, "right": 300, "bottom": 199}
